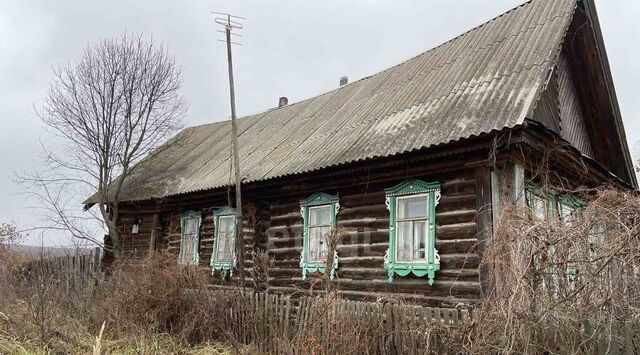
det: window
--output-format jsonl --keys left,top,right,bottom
{"left": 529, "top": 192, "right": 549, "bottom": 220}
{"left": 396, "top": 195, "right": 429, "bottom": 262}
{"left": 179, "top": 211, "right": 201, "bottom": 266}
{"left": 131, "top": 219, "right": 141, "bottom": 234}
{"left": 384, "top": 179, "right": 440, "bottom": 285}
{"left": 299, "top": 192, "right": 339, "bottom": 280}
{"left": 211, "top": 206, "right": 237, "bottom": 277}
{"left": 525, "top": 184, "right": 585, "bottom": 295}
{"left": 308, "top": 205, "right": 332, "bottom": 262}
{"left": 525, "top": 184, "right": 584, "bottom": 223}
{"left": 558, "top": 201, "right": 577, "bottom": 225}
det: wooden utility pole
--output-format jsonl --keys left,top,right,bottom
{"left": 215, "top": 12, "right": 246, "bottom": 286}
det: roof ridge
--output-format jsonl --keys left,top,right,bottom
{"left": 186, "top": 0, "right": 541, "bottom": 129}
{"left": 99, "top": 0, "right": 579, "bottom": 202}
{"left": 261, "top": 0, "right": 540, "bottom": 112}
{"left": 250, "top": 2, "right": 575, "bottom": 161}
{"left": 338, "top": 7, "right": 576, "bottom": 130}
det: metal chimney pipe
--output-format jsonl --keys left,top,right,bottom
{"left": 278, "top": 96, "right": 288, "bottom": 107}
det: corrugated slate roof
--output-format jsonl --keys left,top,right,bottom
{"left": 116, "top": 0, "right": 577, "bottom": 202}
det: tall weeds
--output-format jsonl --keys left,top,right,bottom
{"left": 1, "top": 188, "right": 639, "bottom": 354}
{"left": 468, "top": 187, "right": 640, "bottom": 354}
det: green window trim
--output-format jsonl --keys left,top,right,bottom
{"left": 179, "top": 210, "right": 202, "bottom": 266}
{"left": 525, "top": 183, "right": 585, "bottom": 222}
{"left": 299, "top": 192, "right": 340, "bottom": 280}
{"left": 384, "top": 179, "right": 441, "bottom": 286}
{"left": 211, "top": 206, "right": 237, "bottom": 278}
{"left": 525, "top": 183, "right": 586, "bottom": 294}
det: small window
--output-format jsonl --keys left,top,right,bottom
{"left": 131, "top": 219, "right": 141, "bottom": 234}
{"left": 179, "top": 211, "right": 201, "bottom": 266}
{"left": 308, "top": 205, "right": 332, "bottom": 262}
{"left": 384, "top": 179, "right": 441, "bottom": 285}
{"left": 558, "top": 202, "right": 576, "bottom": 225}
{"left": 525, "top": 184, "right": 585, "bottom": 296}
{"left": 395, "top": 194, "right": 429, "bottom": 262}
{"left": 529, "top": 192, "right": 548, "bottom": 220}
{"left": 211, "top": 206, "right": 237, "bottom": 277}
{"left": 215, "top": 216, "right": 235, "bottom": 261}
{"left": 526, "top": 184, "right": 583, "bottom": 224}
{"left": 300, "top": 193, "right": 339, "bottom": 280}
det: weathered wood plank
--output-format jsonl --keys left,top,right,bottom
{"left": 475, "top": 166, "right": 493, "bottom": 296}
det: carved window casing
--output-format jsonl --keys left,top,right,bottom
{"left": 299, "top": 193, "right": 340, "bottom": 280}
{"left": 179, "top": 211, "right": 201, "bottom": 266}
{"left": 384, "top": 179, "right": 441, "bottom": 285}
{"left": 211, "top": 206, "right": 237, "bottom": 278}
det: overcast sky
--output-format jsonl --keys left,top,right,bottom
{"left": 1, "top": 0, "right": 639, "bottom": 246}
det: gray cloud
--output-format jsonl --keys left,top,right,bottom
{"left": 1, "top": 0, "right": 638, "bottom": 246}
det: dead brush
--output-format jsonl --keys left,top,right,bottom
{"left": 467, "top": 187, "right": 640, "bottom": 354}
{"left": 0, "top": 251, "right": 95, "bottom": 353}
{"left": 93, "top": 252, "right": 210, "bottom": 339}
{"left": 282, "top": 292, "right": 382, "bottom": 355}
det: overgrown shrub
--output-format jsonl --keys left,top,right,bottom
{"left": 0, "top": 252, "right": 218, "bottom": 353}
{"left": 466, "top": 187, "right": 640, "bottom": 354}
{"left": 1, "top": 188, "right": 639, "bottom": 354}
{"left": 94, "top": 254, "right": 209, "bottom": 338}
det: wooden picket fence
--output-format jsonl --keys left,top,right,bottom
{"left": 202, "top": 290, "right": 470, "bottom": 354}
{"left": 24, "top": 247, "right": 103, "bottom": 290}
{"left": 196, "top": 290, "right": 640, "bottom": 354}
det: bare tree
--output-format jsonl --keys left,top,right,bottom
{"left": 0, "top": 223, "right": 21, "bottom": 256}
{"left": 24, "top": 33, "right": 186, "bottom": 257}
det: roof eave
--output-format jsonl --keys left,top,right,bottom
{"left": 580, "top": 0, "right": 638, "bottom": 188}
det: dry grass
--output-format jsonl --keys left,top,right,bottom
{"left": 0, "top": 251, "right": 237, "bottom": 354}
{"left": 1, "top": 187, "right": 639, "bottom": 354}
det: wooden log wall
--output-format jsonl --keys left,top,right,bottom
{"left": 259, "top": 161, "right": 483, "bottom": 307}
{"left": 118, "top": 215, "right": 155, "bottom": 257}
{"left": 114, "top": 145, "right": 497, "bottom": 307}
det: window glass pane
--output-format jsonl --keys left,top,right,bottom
{"left": 413, "top": 221, "right": 426, "bottom": 260}
{"left": 216, "top": 233, "right": 223, "bottom": 260}
{"left": 310, "top": 206, "right": 332, "bottom": 226}
{"left": 216, "top": 232, "right": 233, "bottom": 261}
{"left": 309, "top": 226, "right": 328, "bottom": 261}
{"left": 309, "top": 228, "right": 318, "bottom": 260}
{"left": 215, "top": 234, "right": 224, "bottom": 260}
{"left": 181, "top": 217, "right": 199, "bottom": 264}
{"left": 219, "top": 216, "right": 234, "bottom": 233}
{"left": 533, "top": 195, "right": 546, "bottom": 220}
{"left": 560, "top": 203, "right": 575, "bottom": 225}
{"left": 320, "top": 226, "right": 330, "bottom": 260}
{"left": 397, "top": 196, "right": 427, "bottom": 219}
{"left": 224, "top": 233, "right": 233, "bottom": 259}
{"left": 396, "top": 221, "right": 412, "bottom": 261}
{"left": 184, "top": 218, "right": 197, "bottom": 235}
{"left": 182, "top": 233, "right": 194, "bottom": 262}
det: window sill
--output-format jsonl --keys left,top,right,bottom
{"left": 384, "top": 261, "right": 440, "bottom": 285}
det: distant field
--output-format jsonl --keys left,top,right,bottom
{"left": 6, "top": 244, "right": 93, "bottom": 257}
